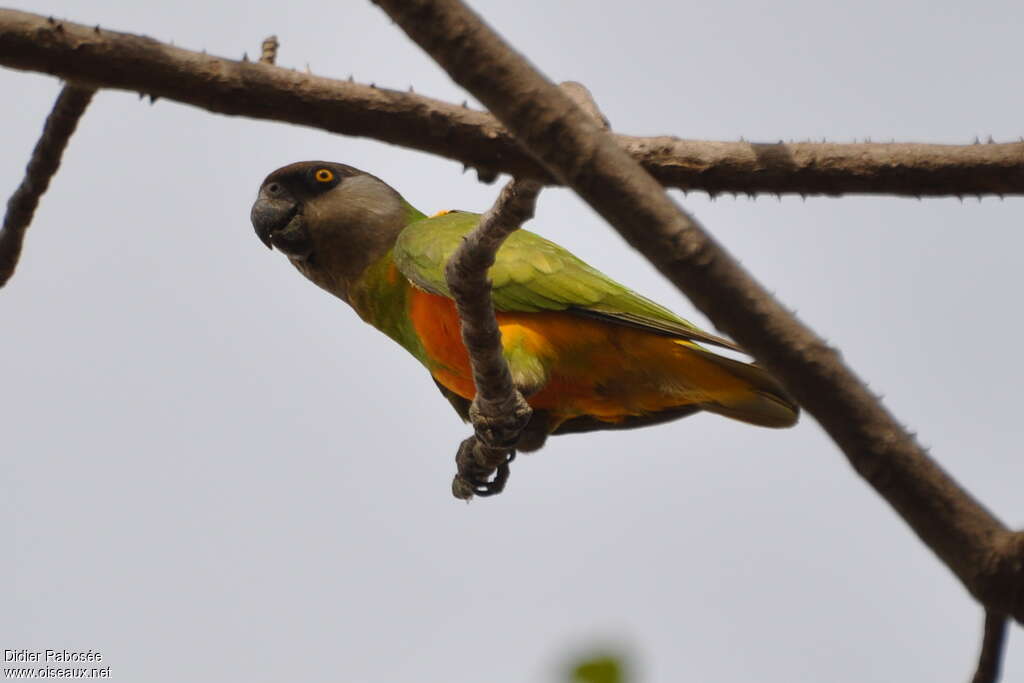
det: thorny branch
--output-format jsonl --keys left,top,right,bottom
{"left": 0, "top": 84, "right": 94, "bottom": 288}
{"left": 371, "top": 0, "right": 1024, "bottom": 653}
{"left": 1, "top": 9, "right": 1023, "bottom": 197}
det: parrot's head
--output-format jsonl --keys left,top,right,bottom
{"left": 250, "top": 161, "right": 412, "bottom": 300}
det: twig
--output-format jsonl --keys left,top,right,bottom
{"left": 0, "top": 84, "right": 94, "bottom": 288}
{"left": 447, "top": 178, "right": 540, "bottom": 499}
{"left": 971, "top": 612, "right": 1008, "bottom": 683}
{"left": 373, "top": 0, "right": 1024, "bottom": 622}
{"left": 445, "top": 82, "right": 609, "bottom": 499}
{"left": 259, "top": 35, "right": 279, "bottom": 65}
{"left": 559, "top": 81, "right": 610, "bottom": 131}
{"left": 1, "top": 9, "right": 1022, "bottom": 197}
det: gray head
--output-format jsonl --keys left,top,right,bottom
{"left": 250, "top": 161, "right": 415, "bottom": 301}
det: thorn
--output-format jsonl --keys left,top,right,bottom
{"left": 259, "top": 35, "right": 280, "bottom": 65}
{"left": 956, "top": 194, "right": 964, "bottom": 203}
{"left": 476, "top": 167, "right": 498, "bottom": 184}
{"left": 800, "top": 193, "right": 807, "bottom": 201}
{"left": 708, "top": 192, "right": 717, "bottom": 201}
{"left": 998, "top": 193, "right": 1005, "bottom": 201}
{"left": 914, "top": 194, "right": 921, "bottom": 201}
{"left": 148, "top": 94, "right": 159, "bottom": 105}
{"left": 775, "top": 193, "right": 781, "bottom": 202}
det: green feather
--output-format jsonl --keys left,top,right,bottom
{"left": 393, "top": 211, "right": 739, "bottom": 350}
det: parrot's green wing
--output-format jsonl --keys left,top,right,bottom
{"left": 393, "top": 211, "right": 741, "bottom": 351}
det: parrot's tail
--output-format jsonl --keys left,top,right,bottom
{"left": 690, "top": 347, "right": 800, "bottom": 428}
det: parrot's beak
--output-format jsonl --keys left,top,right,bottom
{"left": 250, "top": 196, "right": 313, "bottom": 259}
{"left": 251, "top": 196, "right": 295, "bottom": 249}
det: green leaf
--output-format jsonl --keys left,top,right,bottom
{"left": 571, "top": 655, "right": 624, "bottom": 683}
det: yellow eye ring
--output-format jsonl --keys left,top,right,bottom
{"left": 314, "top": 168, "right": 335, "bottom": 183}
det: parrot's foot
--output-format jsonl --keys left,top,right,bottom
{"left": 451, "top": 436, "right": 516, "bottom": 500}
{"left": 468, "top": 393, "right": 533, "bottom": 450}
{"left": 451, "top": 391, "right": 531, "bottom": 499}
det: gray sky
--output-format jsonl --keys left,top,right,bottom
{"left": 3, "top": 0, "right": 1022, "bottom": 681}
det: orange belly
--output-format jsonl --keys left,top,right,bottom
{"left": 408, "top": 289, "right": 751, "bottom": 423}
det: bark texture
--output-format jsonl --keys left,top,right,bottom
{"left": 447, "top": 178, "right": 541, "bottom": 499}
{"left": 0, "top": 84, "right": 94, "bottom": 288}
{"left": 1, "top": 9, "right": 1022, "bottom": 197}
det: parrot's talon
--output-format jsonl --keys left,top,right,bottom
{"left": 468, "top": 394, "right": 533, "bottom": 450}
{"left": 472, "top": 461, "right": 510, "bottom": 497}
{"left": 452, "top": 436, "right": 515, "bottom": 499}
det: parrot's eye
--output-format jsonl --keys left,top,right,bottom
{"left": 314, "top": 168, "right": 335, "bottom": 183}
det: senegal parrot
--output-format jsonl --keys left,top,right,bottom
{"left": 250, "top": 161, "right": 798, "bottom": 467}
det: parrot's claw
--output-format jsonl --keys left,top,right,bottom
{"left": 468, "top": 393, "right": 533, "bottom": 450}
{"left": 452, "top": 393, "right": 530, "bottom": 499}
{"left": 452, "top": 436, "right": 516, "bottom": 500}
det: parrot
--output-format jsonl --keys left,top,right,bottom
{"left": 250, "top": 161, "right": 798, "bottom": 468}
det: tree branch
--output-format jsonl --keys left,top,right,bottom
{"left": 0, "top": 83, "right": 94, "bottom": 288}
{"left": 370, "top": 0, "right": 1024, "bottom": 622}
{"left": 447, "top": 178, "right": 540, "bottom": 499}
{"left": 971, "top": 612, "right": 1009, "bottom": 683}
{"left": 2, "top": 9, "right": 1023, "bottom": 197}
{"left": 445, "top": 82, "right": 610, "bottom": 500}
